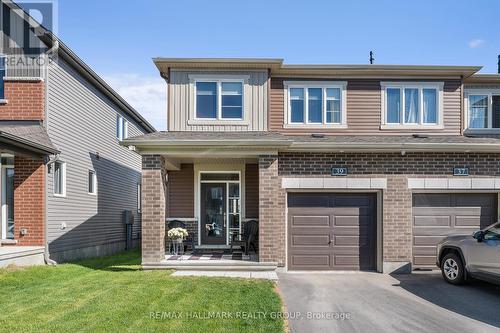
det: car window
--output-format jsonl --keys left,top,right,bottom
{"left": 484, "top": 224, "right": 500, "bottom": 241}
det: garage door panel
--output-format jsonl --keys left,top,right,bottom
{"left": 413, "top": 216, "right": 451, "bottom": 227}
{"left": 291, "top": 215, "right": 331, "bottom": 227}
{"left": 291, "top": 235, "right": 330, "bottom": 247}
{"left": 288, "top": 193, "right": 377, "bottom": 271}
{"left": 412, "top": 193, "right": 497, "bottom": 269}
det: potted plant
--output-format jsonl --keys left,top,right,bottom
{"left": 168, "top": 227, "right": 188, "bottom": 255}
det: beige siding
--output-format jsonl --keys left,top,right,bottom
{"left": 166, "top": 164, "right": 194, "bottom": 218}
{"left": 168, "top": 70, "right": 268, "bottom": 131}
{"left": 245, "top": 164, "right": 259, "bottom": 218}
{"left": 270, "top": 78, "right": 462, "bottom": 135}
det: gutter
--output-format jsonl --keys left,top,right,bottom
{"left": 288, "top": 142, "right": 500, "bottom": 152}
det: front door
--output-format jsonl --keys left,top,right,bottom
{"left": 200, "top": 182, "right": 226, "bottom": 245}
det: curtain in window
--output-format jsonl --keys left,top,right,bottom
{"left": 423, "top": 89, "right": 437, "bottom": 124}
{"left": 404, "top": 88, "right": 419, "bottom": 123}
{"left": 469, "top": 95, "right": 488, "bottom": 129}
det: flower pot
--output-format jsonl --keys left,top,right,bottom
{"left": 172, "top": 238, "right": 183, "bottom": 244}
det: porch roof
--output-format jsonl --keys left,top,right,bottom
{"left": 0, "top": 123, "right": 59, "bottom": 155}
{"left": 122, "top": 131, "right": 500, "bottom": 153}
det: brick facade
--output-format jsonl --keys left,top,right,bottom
{"left": 257, "top": 152, "right": 500, "bottom": 268}
{"left": 0, "top": 80, "right": 45, "bottom": 120}
{"left": 14, "top": 156, "right": 45, "bottom": 246}
{"left": 141, "top": 155, "right": 166, "bottom": 263}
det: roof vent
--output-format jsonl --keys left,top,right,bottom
{"left": 311, "top": 133, "right": 325, "bottom": 138}
{"left": 412, "top": 134, "right": 429, "bottom": 139}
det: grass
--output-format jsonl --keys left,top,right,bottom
{"left": 0, "top": 250, "right": 285, "bottom": 333}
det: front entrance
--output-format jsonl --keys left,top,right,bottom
{"left": 199, "top": 172, "right": 241, "bottom": 246}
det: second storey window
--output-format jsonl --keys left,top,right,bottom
{"left": 88, "top": 170, "right": 97, "bottom": 195}
{"left": 285, "top": 81, "right": 347, "bottom": 127}
{"left": 381, "top": 82, "right": 443, "bottom": 127}
{"left": 116, "top": 115, "right": 128, "bottom": 140}
{"left": 195, "top": 80, "right": 243, "bottom": 120}
{"left": 466, "top": 93, "right": 500, "bottom": 129}
{"left": 0, "top": 56, "right": 5, "bottom": 100}
{"left": 54, "top": 161, "right": 66, "bottom": 197}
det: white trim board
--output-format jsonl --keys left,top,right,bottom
{"left": 408, "top": 177, "right": 500, "bottom": 189}
{"left": 281, "top": 177, "right": 387, "bottom": 189}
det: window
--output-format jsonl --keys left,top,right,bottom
{"left": 285, "top": 81, "right": 347, "bottom": 127}
{"left": 137, "top": 183, "right": 141, "bottom": 212}
{"left": 484, "top": 223, "right": 500, "bottom": 241}
{"left": 116, "top": 115, "right": 128, "bottom": 140}
{"left": 466, "top": 92, "right": 500, "bottom": 129}
{"left": 382, "top": 82, "right": 443, "bottom": 127}
{"left": 54, "top": 161, "right": 66, "bottom": 197}
{"left": 194, "top": 79, "right": 244, "bottom": 120}
{"left": 88, "top": 170, "right": 96, "bottom": 195}
{"left": 0, "top": 56, "right": 5, "bottom": 100}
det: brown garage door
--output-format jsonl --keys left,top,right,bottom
{"left": 412, "top": 193, "right": 497, "bottom": 269}
{"left": 287, "top": 193, "right": 377, "bottom": 271}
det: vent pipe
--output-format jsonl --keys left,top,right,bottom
{"left": 498, "top": 54, "right": 500, "bottom": 74}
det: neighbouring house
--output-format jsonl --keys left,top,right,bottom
{"left": 0, "top": 1, "right": 155, "bottom": 267}
{"left": 123, "top": 58, "right": 500, "bottom": 273}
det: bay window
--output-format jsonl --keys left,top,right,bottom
{"left": 382, "top": 82, "right": 443, "bottom": 127}
{"left": 285, "top": 81, "right": 347, "bottom": 127}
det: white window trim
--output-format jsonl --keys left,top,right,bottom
{"left": 88, "top": 169, "right": 97, "bottom": 195}
{"left": 464, "top": 89, "right": 500, "bottom": 133}
{"left": 283, "top": 81, "right": 348, "bottom": 128}
{"left": 188, "top": 74, "right": 250, "bottom": 125}
{"left": 380, "top": 82, "right": 444, "bottom": 129}
{"left": 53, "top": 161, "right": 66, "bottom": 198}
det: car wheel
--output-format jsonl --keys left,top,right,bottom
{"left": 441, "top": 253, "right": 465, "bottom": 285}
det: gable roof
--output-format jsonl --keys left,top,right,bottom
{"left": 3, "top": 0, "right": 156, "bottom": 133}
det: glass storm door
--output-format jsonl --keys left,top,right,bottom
{"left": 1, "top": 167, "right": 14, "bottom": 239}
{"left": 200, "top": 183, "right": 227, "bottom": 245}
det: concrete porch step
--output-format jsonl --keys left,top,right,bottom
{"left": 143, "top": 260, "right": 278, "bottom": 272}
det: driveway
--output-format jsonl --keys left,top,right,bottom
{"left": 278, "top": 272, "right": 500, "bottom": 333}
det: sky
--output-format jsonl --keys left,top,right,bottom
{"left": 40, "top": 0, "right": 500, "bottom": 130}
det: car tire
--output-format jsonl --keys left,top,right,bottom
{"left": 441, "top": 253, "right": 465, "bottom": 285}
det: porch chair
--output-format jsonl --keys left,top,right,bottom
{"left": 166, "top": 220, "right": 196, "bottom": 254}
{"left": 230, "top": 220, "right": 258, "bottom": 255}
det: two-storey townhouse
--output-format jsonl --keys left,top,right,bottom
{"left": 123, "top": 57, "right": 500, "bottom": 273}
{"left": 0, "top": 0, "right": 155, "bottom": 266}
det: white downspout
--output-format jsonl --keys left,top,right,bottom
{"left": 43, "top": 40, "right": 59, "bottom": 265}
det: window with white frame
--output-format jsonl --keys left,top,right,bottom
{"left": 466, "top": 92, "right": 500, "bottom": 129}
{"left": 116, "top": 115, "right": 128, "bottom": 140}
{"left": 54, "top": 161, "right": 66, "bottom": 197}
{"left": 88, "top": 170, "right": 97, "bottom": 195}
{"left": 381, "top": 82, "right": 443, "bottom": 127}
{"left": 194, "top": 79, "right": 244, "bottom": 120}
{"left": 285, "top": 81, "right": 347, "bottom": 126}
{"left": 137, "top": 183, "right": 141, "bottom": 212}
{"left": 0, "top": 56, "right": 5, "bottom": 100}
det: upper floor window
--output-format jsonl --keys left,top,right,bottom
{"left": 466, "top": 92, "right": 500, "bottom": 129}
{"left": 0, "top": 56, "right": 5, "bottom": 100}
{"left": 381, "top": 82, "right": 443, "bottom": 128}
{"left": 88, "top": 170, "right": 97, "bottom": 195}
{"left": 54, "top": 161, "right": 66, "bottom": 197}
{"left": 195, "top": 80, "right": 243, "bottom": 120}
{"left": 284, "top": 81, "right": 347, "bottom": 127}
{"left": 116, "top": 115, "right": 128, "bottom": 140}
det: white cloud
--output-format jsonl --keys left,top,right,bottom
{"left": 468, "top": 39, "right": 485, "bottom": 49}
{"left": 103, "top": 74, "right": 166, "bottom": 131}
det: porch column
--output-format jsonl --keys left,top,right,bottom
{"left": 141, "top": 155, "right": 166, "bottom": 263}
{"left": 258, "top": 155, "right": 285, "bottom": 266}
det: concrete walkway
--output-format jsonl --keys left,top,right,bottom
{"left": 172, "top": 270, "right": 278, "bottom": 280}
{"left": 278, "top": 271, "right": 500, "bottom": 333}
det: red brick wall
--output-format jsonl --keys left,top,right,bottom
{"left": 14, "top": 156, "right": 45, "bottom": 245}
{"left": 0, "top": 80, "right": 45, "bottom": 120}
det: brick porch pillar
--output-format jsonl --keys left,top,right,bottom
{"left": 141, "top": 155, "right": 166, "bottom": 263}
{"left": 258, "top": 155, "right": 286, "bottom": 266}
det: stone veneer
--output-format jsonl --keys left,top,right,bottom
{"left": 141, "top": 155, "right": 166, "bottom": 263}
{"left": 258, "top": 152, "right": 500, "bottom": 270}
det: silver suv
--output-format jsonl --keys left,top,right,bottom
{"left": 436, "top": 222, "right": 500, "bottom": 285}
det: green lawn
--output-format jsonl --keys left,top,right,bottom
{"left": 0, "top": 251, "right": 285, "bottom": 333}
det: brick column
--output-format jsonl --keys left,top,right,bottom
{"left": 141, "top": 155, "right": 166, "bottom": 263}
{"left": 14, "top": 156, "right": 45, "bottom": 245}
{"left": 258, "top": 155, "right": 286, "bottom": 265}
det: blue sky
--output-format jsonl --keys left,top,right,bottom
{"left": 51, "top": 0, "right": 500, "bottom": 130}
